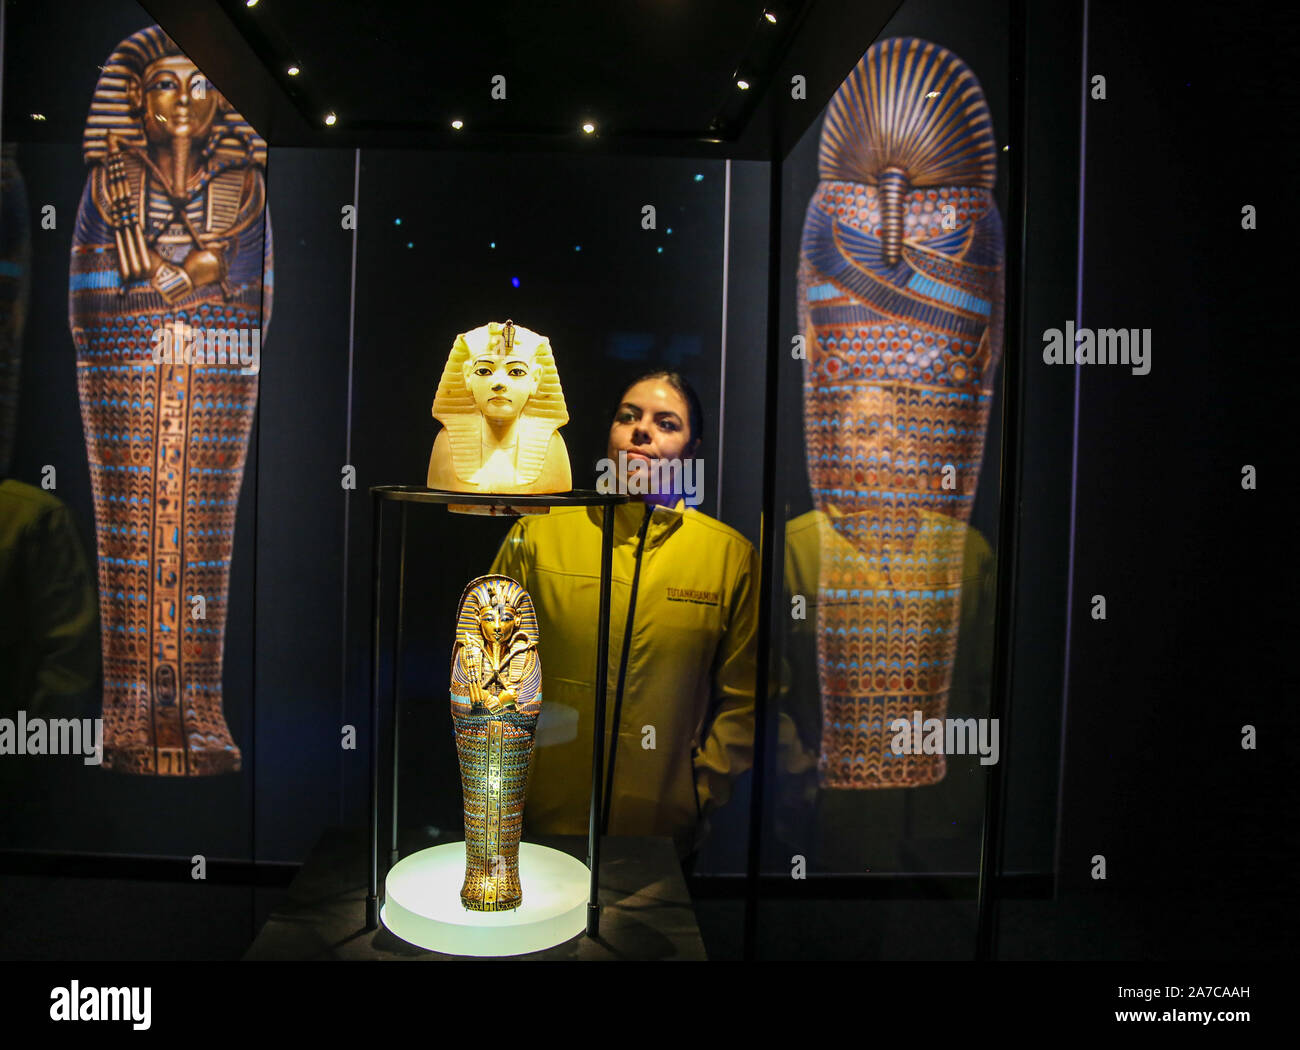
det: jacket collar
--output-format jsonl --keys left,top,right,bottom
{"left": 586, "top": 498, "right": 685, "bottom": 551}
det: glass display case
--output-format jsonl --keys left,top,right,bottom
{"left": 0, "top": 0, "right": 1047, "bottom": 963}
{"left": 749, "top": 0, "right": 1023, "bottom": 960}
{"left": 12, "top": 0, "right": 1279, "bottom": 982}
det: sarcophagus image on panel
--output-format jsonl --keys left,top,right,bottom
{"left": 68, "top": 26, "right": 272, "bottom": 775}
{"left": 449, "top": 575, "right": 543, "bottom": 910}
{"left": 798, "top": 38, "right": 1004, "bottom": 788}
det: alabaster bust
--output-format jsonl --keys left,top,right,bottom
{"left": 427, "top": 319, "right": 572, "bottom": 494}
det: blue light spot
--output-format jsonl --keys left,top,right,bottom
{"left": 656, "top": 246, "right": 663, "bottom": 254}
{"left": 406, "top": 241, "right": 413, "bottom": 249}
{"left": 490, "top": 241, "right": 496, "bottom": 249}
{"left": 510, "top": 276, "right": 520, "bottom": 288}
{"left": 574, "top": 245, "right": 581, "bottom": 251}
{"left": 693, "top": 174, "right": 703, "bottom": 182}
{"left": 666, "top": 228, "right": 672, "bottom": 234}
{"left": 394, "top": 217, "right": 402, "bottom": 225}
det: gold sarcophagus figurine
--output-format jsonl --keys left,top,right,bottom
{"left": 449, "top": 575, "right": 543, "bottom": 911}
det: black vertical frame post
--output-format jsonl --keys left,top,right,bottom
{"left": 974, "top": 0, "right": 1031, "bottom": 960}
{"left": 390, "top": 503, "right": 408, "bottom": 868}
{"left": 742, "top": 120, "right": 786, "bottom": 962}
{"left": 586, "top": 504, "right": 616, "bottom": 937}
{"left": 366, "top": 490, "right": 383, "bottom": 930}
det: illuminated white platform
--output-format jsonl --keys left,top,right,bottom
{"left": 381, "top": 841, "right": 589, "bottom": 956}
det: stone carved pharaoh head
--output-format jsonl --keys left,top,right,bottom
{"left": 428, "top": 319, "right": 572, "bottom": 494}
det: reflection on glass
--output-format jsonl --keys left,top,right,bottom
{"left": 796, "top": 37, "right": 1005, "bottom": 799}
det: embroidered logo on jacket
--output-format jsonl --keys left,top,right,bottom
{"left": 665, "top": 587, "right": 720, "bottom": 606}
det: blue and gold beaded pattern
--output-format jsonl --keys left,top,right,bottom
{"left": 798, "top": 39, "right": 1003, "bottom": 788}
{"left": 68, "top": 26, "right": 272, "bottom": 775}
{"left": 450, "top": 576, "right": 542, "bottom": 910}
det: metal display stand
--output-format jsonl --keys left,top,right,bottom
{"left": 364, "top": 485, "right": 628, "bottom": 940}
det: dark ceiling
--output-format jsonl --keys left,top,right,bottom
{"left": 222, "top": 0, "right": 791, "bottom": 136}
{"left": 4, "top": 0, "right": 902, "bottom": 158}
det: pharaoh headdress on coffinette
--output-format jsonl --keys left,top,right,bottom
{"left": 428, "top": 319, "right": 571, "bottom": 494}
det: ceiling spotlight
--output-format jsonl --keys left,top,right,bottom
{"left": 925, "top": 90, "right": 940, "bottom": 98}
{"left": 287, "top": 65, "right": 300, "bottom": 76}
{"left": 246, "top": 0, "right": 259, "bottom": 7}
{"left": 451, "top": 119, "right": 464, "bottom": 130}
{"left": 737, "top": 79, "right": 750, "bottom": 90}
{"left": 324, "top": 112, "right": 337, "bottom": 126}
{"left": 581, "top": 121, "right": 595, "bottom": 134}
{"left": 764, "top": 11, "right": 777, "bottom": 23}
{"left": 30, "top": 113, "right": 46, "bottom": 121}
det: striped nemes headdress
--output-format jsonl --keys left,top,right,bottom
{"left": 459, "top": 575, "right": 534, "bottom": 635}
{"left": 81, "top": 24, "right": 265, "bottom": 167}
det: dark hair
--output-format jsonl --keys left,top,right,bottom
{"left": 615, "top": 370, "right": 705, "bottom": 451}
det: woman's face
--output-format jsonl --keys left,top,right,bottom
{"left": 606, "top": 377, "right": 695, "bottom": 468}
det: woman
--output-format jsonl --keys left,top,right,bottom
{"left": 489, "top": 370, "right": 769, "bottom": 860}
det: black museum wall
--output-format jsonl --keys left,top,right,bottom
{"left": 1055, "top": 0, "right": 1290, "bottom": 928}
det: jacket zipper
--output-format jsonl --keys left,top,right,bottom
{"left": 600, "top": 503, "right": 653, "bottom": 833}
